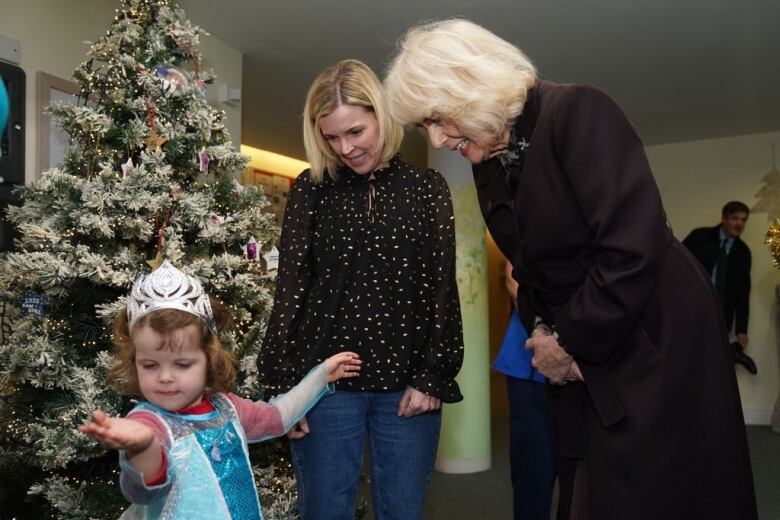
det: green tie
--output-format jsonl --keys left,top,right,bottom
{"left": 715, "top": 239, "right": 728, "bottom": 301}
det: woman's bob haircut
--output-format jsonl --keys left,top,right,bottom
{"left": 303, "top": 59, "right": 403, "bottom": 183}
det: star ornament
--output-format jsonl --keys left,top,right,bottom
{"left": 145, "top": 131, "right": 168, "bottom": 151}
{"left": 121, "top": 157, "right": 135, "bottom": 179}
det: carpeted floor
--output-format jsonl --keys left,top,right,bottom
{"left": 400, "top": 421, "right": 780, "bottom": 519}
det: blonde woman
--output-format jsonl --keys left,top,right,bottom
{"left": 385, "top": 19, "right": 757, "bottom": 520}
{"left": 260, "top": 59, "right": 463, "bottom": 520}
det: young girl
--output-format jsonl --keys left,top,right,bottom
{"left": 79, "top": 261, "right": 361, "bottom": 519}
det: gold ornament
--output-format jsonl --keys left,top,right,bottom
{"left": 765, "top": 218, "right": 780, "bottom": 268}
{"left": 145, "top": 131, "right": 168, "bottom": 151}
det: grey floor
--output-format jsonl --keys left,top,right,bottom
{"left": 362, "top": 419, "right": 780, "bottom": 519}
{"left": 426, "top": 421, "right": 780, "bottom": 520}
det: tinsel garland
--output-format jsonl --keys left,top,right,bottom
{"left": 766, "top": 218, "right": 780, "bottom": 267}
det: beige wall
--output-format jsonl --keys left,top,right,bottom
{"left": 647, "top": 130, "right": 780, "bottom": 424}
{"left": 0, "top": 0, "right": 242, "bottom": 184}
{"left": 199, "top": 31, "right": 242, "bottom": 146}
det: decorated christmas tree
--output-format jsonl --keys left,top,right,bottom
{"left": 0, "top": 1, "right": 297, "bottom": 517}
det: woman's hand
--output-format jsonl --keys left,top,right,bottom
{"left": 324, "top": 352, "right": 362, "bottom": 383}
{"left": 567, "top": 360, "right": 584, "bottom": 382}
{"left": 397, "top": 386, "right": 441, "bottom": 417}
{"left": 525, "top": 334, "right": 574, "bottom": 385}
{"left": 79, "top": 410, "right": 155, "bottom": 454}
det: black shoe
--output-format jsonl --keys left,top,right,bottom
{"left": 731, "top": 342, "right": 757, "bottom": 375}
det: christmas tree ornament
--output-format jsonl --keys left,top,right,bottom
{"left": 154, "top": 65, "right": 190, "bottom": 96}
{"left": 199, "top": 146, "right": 209, "bottom": 172}
{"left": 243, "top": 237, "right": 258, "bottom": 261}
{"left": 170, "top": 27, "right": 207, "bottom": 99}
{"left": 264, "top": 245, "right": 280, "bottom": 271}
{"left": 17, "top": 291, "right": 50, "bottom": 317}
{"left": 148, "top": 205, "right": 173, "bottom": 270}
{"left": 121, "top": 157, "right": 135, "bottom": 179}
{"left": 145, "top": 132, "right": 168, "bottom": 151}
{"left": 144, "top": 100, "right": 168, "bottom": 151}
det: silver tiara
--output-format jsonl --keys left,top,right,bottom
{"left": 127, "top": 261, "right": 218, "bottom": 336}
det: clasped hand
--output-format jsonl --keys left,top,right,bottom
{"left": 397, "top": 385, "right": 440, "bottom": 418}
{"left": 525, "top": 332, "right": 583, "bottom": 385}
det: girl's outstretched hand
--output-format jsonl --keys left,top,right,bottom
{"left": 78, "top": 410, "right": 155, "bottom": 454}
{"left": 324, "top": 352, "right": 362, "bottom": 383}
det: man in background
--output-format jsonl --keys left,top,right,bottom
{"left": 683, "top": 201, "right": 757, "bottom": 374}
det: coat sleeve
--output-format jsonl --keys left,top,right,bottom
{"left": 550, "top": 85, "right": 671, "bottom": 371}
{"left": 258, "top": 170, "right": 315, "bottom": 392}
{"left": 681, "top": 229, "right": 697, "bottom": 252}
{"left": 409, "top": 170, "right": 464, "bottom": 402}
{"left": 681, "top": 227, "right": 715, "bottom": 274}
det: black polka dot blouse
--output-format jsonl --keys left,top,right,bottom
{"left": 259, "top": 156, "right": 464, "bottom": 402}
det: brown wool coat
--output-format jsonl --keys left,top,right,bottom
{"left": 474, "top": 80, "right": 757, "bottom": 519}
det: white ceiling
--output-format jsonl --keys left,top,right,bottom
{"left": 180, "top": 0, "right": 780, "bottom": 162}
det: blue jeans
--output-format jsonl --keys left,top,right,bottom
{"left": 507, "top": 376, "right": 556, "bottom": 520}
{"left": 290, "top": 390, "right": 441, "bottom": 520}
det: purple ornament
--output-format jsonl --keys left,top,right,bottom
{"left": 244, "top": 237, "right": 258, "bottom": 261}
{"left": 198, "top": 147, "right": 209, "bottom": 172}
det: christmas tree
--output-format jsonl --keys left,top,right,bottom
{"left": 0, "top": 1, "right": 297, "bottom": 517}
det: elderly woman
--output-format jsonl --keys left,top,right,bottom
{"left": 260, "top": 59, "right": 463, "bottom": 520}
{"left": 385, "top": 19, "right": 757, "bottom": 520}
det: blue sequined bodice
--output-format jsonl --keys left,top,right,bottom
{"left": 128, "top": 394, "right": 262, "bottom": 520}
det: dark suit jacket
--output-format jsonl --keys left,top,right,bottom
{"left": 473, "top": 80, "right": 756, "bottom": 519}
{"left": 682, "top": 225, "right": 751, "bottom": 334}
